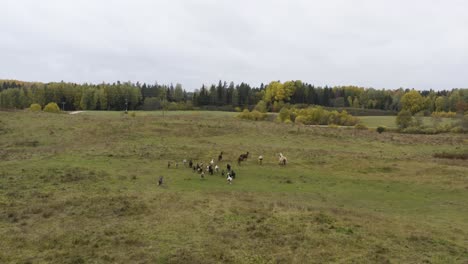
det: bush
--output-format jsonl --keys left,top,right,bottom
{"left": 29, "top": 103, "right": 42, "bottom": 112}
{"left": 43, "top": 102, "right": 60, "bottom": 113}
{"left": 277, "top": 107, "right": 291, "bottom": 122}
{"left": 455, "top": 114, "right": 468, "bottom": 133}
{"left": 376, "top": 126, "right": 385, "bottom": 134}
{"left": 431, "top": 111, "right": 457, "bottom": 118}
{"left": 450, "top": 126, "right": 464, "bottom": 133}
{"left": 401, "top": 125, "right": 450, "bottom": 134}
{"left": 292, "top": 106, "right": 358, "bottom": 126}
{"left": 401, "top": 126, "right": 422, "bottom": 134}
{"left": 254, "top": 100, "right": 267, "bottom": 113}
{"left": 272, "top": 101, "right": 285, "bottom": 112}
{"left": 238, "top": 109, "right": 267, "bottom": 121}
{"left": 141, "top": 98, "right": 162, "bottom": 110}
{"left": 251, "top": 110, "right": 267, "bottom": 121}
{"left": 396, "top": 110, "right": 413, "bottom": 129}
{"left": 354, "top": 123, "right": 368, "bottom": 130}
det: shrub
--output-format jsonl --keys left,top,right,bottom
{"left": 251, "top": 110, "right": 267, "bottom": 121}
{"left": 141, "top": 97, "right": 161, "bottom": 110}
{"left": 292, "top": 106, "right": 358, "bottom": 126}
{"left": 277, "top": 107, "right": 291, "bottom": 122}
{"left": 354, "top": 123, "right": 368, "bottom": 130}
{"left": 376, "top": 126, "right": 385, "bottom": 134}
{"left": 396, "top": 110, "right": 413, "bottom": 129}
{"left": 272, "top": 101, "right": 285, "bottom": 112}
{"left": 43, "top": 102, "right": 60, "bottom": 113}
{"left": 401, "top": 126, "right": 448, "bottom": 134}
{"left": 450, "top": 126, "right": 464, "bottom": 133}
{"left": 420, "top": 127, "right": 437, "bottom": 134}
{"left": 455, "top": 114, "right": 468, "bottom": 133}
{"left": 431, "top": 111, "right": 457, "bottom": 118}
{"left": 254, "top": 100, "right": 267, "bottom": 113}
{"left": 29, "top": 103, "right": 42, "bottom": 112}
{"left": 238, "top": 109, "right": 250, "bottom": 117}
{"left": 238, "top": 109, "right": 267, "bottom": 121}
{"left": 130, "top": 112, "right": 136, "bottom": 118}
{"left": 401, "top": 126, "right": 422, "bottom": 134}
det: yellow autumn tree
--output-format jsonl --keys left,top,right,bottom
{"left": 401, "top": 90, "right": 425, "bottom": 114}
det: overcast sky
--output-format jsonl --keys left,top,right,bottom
{"left": 1, "top": 0, "right": 467, "bottom": 90}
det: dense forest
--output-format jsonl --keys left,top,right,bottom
{"left": 0, "top": 79, "right": 467, "bottom": 114}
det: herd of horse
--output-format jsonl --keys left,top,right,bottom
{"left": 237, "top": 152, "right": 287, "bottom": 166}
{"left": 163, "top": 152, "right": 288, "bottom": 185}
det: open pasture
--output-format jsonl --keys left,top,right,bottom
{"left": 0, "top": 111, "right": 467, "bottom": 263}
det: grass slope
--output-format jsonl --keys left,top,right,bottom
{"left": 0, "top": 111, "right": 467, "bottom": 263}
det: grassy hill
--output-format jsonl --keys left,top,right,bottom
{"left": 0, "top": 111, "right": 467, "bottom": 263}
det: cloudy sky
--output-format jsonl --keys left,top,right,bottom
{"left": 1, "top": 0, "right": 467, "bottom": 90}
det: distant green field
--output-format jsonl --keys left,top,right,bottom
{"left": 358, "top": 116, "right": 457, "bottom": 128}
{"left": 80, "top": 110, "right": 238, "bottom": 118}
{"left": 0, "top": 111, "right": 467, "bottom": 263}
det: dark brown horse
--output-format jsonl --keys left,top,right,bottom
{"left": 238, "top": 152, "right": 249, "bottom": 165}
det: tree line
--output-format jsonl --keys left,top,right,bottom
{"left": 0, "top": 79, "right": 467, "bottom": 113}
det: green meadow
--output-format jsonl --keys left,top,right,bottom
{"left": 358, "top": 116, "right": 457, "bottom": 129}
{"left": 0, "top": 111, "right": 467, "bottom": 263}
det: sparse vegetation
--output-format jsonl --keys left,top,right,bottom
{"left": 433, "top": 152, "right": 468, "bottom": 160}
{"left": 0, "top": 110, "right": 467, "bottom": 263}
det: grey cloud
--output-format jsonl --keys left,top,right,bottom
{"left": 1, "top": 0, "right": 467, "bottom": 90}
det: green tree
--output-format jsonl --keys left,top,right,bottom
{"left": 396, "top": 110, "right": 413, "bottom": 129}
{"left": 434, "top": 96, "right": 445, "bottom": 112}
{"left": 174, "top": 83, "right": 184, "bottom": 102}
{"left": 401, "top": 90, "right": 424, "bottom": 114}
{"left": 80, "top": 89, "right": 96, "bottom": 110}
{"left": 352, "top": 97, "right": 360, "bottom": 108}
{"left": 231, "top": 89, "right": 239, "bottom": 106}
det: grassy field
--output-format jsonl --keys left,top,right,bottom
{"left": 0, "top": 111, "right": 467, "bottom": 263}
{"left": 358, "top": 116, "right": 456, "bottom": 129}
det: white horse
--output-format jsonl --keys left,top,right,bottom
{"left": 278, "top": 153, "right": 287, "bottom": 166}
{"left": 227, "top": 172, "right": 233, "bottom": 184}
{"left": 258, "top": 155, "right": 264, "bottom": 165}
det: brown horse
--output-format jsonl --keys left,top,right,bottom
{"left": 238, "top": 152, "right": 249, "bottom": 165}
